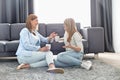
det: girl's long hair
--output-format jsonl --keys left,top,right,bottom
{"left": 64, "top": 18, "right": 77, "bottom": 42}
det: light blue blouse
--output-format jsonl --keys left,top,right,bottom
{"left": 16, "top": 28, "right": 48, "bottom": 56}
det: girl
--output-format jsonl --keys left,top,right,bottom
{"left": 55, "top": 18, "right": 92, "bottom": 70}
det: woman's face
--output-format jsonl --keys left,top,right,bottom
{"left": 31, "top": 18, "right": 38, "bottom": 30}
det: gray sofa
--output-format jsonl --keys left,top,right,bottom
{"left": 0, "top": 23, "right": 104, "bottom": 57}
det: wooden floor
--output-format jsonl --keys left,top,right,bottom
{"left": 85, "top": 53, "right": 120, "bottom": 69}
{"left": 97, "top": 53, "right": 120, "bottom": 69}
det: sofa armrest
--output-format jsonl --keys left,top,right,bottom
{"left": 81, "top": 27, "right": 104, "bottom": 53}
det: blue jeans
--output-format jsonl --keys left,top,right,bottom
{"left": 17, "top": 51, "right": 54, "bottom": 67}
{"left": 54, "top": 51, "right": 84, "bottom": 67}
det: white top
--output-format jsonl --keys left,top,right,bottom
{"left": 64, "top": 31, "right": 84, "bottom": 53}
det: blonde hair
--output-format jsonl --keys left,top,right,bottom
{"left": 64, "top": 18, "right": 77, "bottom": 42}
{"left": 26, "top": 14, "right": 37, "bottom": 32}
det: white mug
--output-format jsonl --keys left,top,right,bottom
{"left": 55, "top": 36, "right": 60, "bottom": 42}
{"left": 46, "top": 44, "right": 51, "bottom": 50}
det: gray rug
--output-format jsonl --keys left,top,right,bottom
{"left": 0, "top": 59, "right": 120, "bottom": 80}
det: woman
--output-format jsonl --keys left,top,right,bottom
{"left": 54, "top": 18, "right": 92, "bottom": 70}
{"left": 16, "top": 14, "right": 64, "bottom": 74}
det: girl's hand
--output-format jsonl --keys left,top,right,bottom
{"left": 62, "top": 43, "right": 72, "bottom": 48}
{"left": 63, "top": 43, "right": 81, "bottom": 52}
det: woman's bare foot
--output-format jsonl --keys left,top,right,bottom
{"left": 16, "top": 63, "right": 30, "bottom": 70}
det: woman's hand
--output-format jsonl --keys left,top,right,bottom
{"left": 39, "top": 46, "right": 49, "bottom": 52}
{"left": 49, "top": 32, "right": 57, "bottom": 39}
{"left": 48, "top": 32, "right": 58, "bottom": 42}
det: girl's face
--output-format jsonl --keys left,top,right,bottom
{"left": 31, "top": 18, "right": 38, "bottom": 30}
{"left": 64, "top": 24, "right": 68, "bottom": 31}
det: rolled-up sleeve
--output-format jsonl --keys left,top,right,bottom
{"left": 38, "top": 32, "right": 48, "bottom": 43}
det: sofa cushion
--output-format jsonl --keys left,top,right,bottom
{"left": 50, "top": 42, "right": 65, "bottom": 55}
{"left": 0, "top": 41, "right": 6, "bottom": 52}
{"left": 11, "top": 23, "right": 26, "bottom": 40}
{"left": 38, "top": 23, "right": 46, "bottom": 37}
{"left": 82, "top": 39, "right": 88, "bottom": 53}
{"left": 46, "top": 23, "right": 65, "bottom": 37}
{"left": 76, "top": 23, "right": 81, "bottom": 31}
{"left": 5, "top": 40, "right": 19, "bottom": 52}
{"left": 0, "top": 52, "right": 16, "bottom": 57}
{"left": 46, "top": 23, "right": 81, "bottom": 37}
{"left": 0, "top": 23, "right": 10, "bottom": 40}
{"left": 50, "top": 39, "right": 88, "bottom": 54}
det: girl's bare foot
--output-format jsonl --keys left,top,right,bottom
{"left": 47, "top": 68, "right": 64, "bottom": 74}
{"left": 48, "top": 63, "right": 64, "bottom": 74}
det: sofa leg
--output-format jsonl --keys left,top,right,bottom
{"left": 94, "top": 53, "right": 99, "bottom": 59}
{"left": 83, "top": 53, "right": 95, "bottom": 59}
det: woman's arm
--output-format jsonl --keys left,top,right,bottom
{"left": 38, "top": 32, "right": 57, "bottom": 43}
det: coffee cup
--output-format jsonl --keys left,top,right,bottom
{"left": 46, "top": 44, "right": 51, "bottom": 50}
{"left": 55, "top": 36, "right": 60, "bottom": 42}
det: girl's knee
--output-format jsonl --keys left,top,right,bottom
{"left": 57, "top": 53, "right": 67, "bottom": 61}
{"left": 57, "top": 53, "right": 64, "bottom": 57}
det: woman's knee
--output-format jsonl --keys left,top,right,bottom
{"left": 45, "top": 51, "right": 54, "bottom": 59}
{"left": 17, "top": 57, "right": 24, "bottom": 64}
